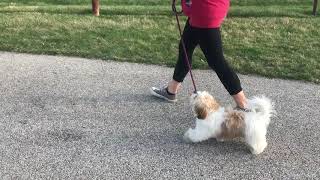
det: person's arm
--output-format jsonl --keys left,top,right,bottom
{"left": 181, "top": 0, "right": 192, "bottom": 17}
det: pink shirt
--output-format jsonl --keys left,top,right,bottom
{"left": 182, "top": 0, "right": 230, "bottom": 28}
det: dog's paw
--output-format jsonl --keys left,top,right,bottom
{"left": 183, "top": 130, "right": 193, "bottom": 143}
{"left": 249, "top": 142, "right": 268, "bottom": 155}
{"left": 251, "top": 148, "right": 263, "bottom": 155}
{"left": 216, "top": 138, "right": 225, "bottom": 142}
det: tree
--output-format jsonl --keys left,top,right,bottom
{"left": 92, "top": 0, "right": 100, "bottom": 16}
{"left": 313, "top": 0, "right": 318, "bottom": 16}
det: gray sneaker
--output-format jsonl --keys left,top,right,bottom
{"left": 150, "top": 87, "right": 177, "bottom": 103}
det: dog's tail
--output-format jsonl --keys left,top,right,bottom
{"left": 247, "top": 96, "right": 275, "bottom": 124}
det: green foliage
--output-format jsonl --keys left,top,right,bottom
{"left": 0, "top": 0, "right": 319, "bottom": 83}
{"left": 0, "top": 0, "right": 312, "bottom": 6}
{"left": 231, "top": 0, "right": 312, "bottom": 6}
{"left": 0, "top": 0, "right": 170, "bottom": 6}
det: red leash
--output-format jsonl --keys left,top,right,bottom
{"left": 172, "top": 0, "right": 197, "bottom": 93}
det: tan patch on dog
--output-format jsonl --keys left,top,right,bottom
{"left": 217, "top": 110, "right": 245, "bottom": 139}
{"left": 194, "top": 93, "right": 220, "bottom": 119}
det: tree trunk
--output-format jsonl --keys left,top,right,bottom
{"left": 92, "top": 0, "right": 100, "bottom": 16}
{"left": 313, "top": 0, "right": 318, "bottom": 16}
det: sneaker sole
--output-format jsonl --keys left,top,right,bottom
{"left": 149, "top": 88, "right": 177, "bottom": 103}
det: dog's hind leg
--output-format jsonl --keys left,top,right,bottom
{"left": 247, "top": 134, "right": 267, "bottom": 155}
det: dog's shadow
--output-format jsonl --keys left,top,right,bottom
{"left": 176, "top": 131, "right": 252, "bottom": 155}
{"left": 104, "top": 93, "right": 176, "bottom": 104}
{"left": 124, "top": 129, "right": 251, "bottom": 156}
{"left": 184, "top": 138, "right": 251, "bottom": 155}
{"left": 104, "top": 93, "right": 250, "bottom": 155}
{"left": 102, "top": 93, "right": 251, "bottom": 155}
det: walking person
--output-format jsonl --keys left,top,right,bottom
{"left": 150, "top": 0, "right": 248, "bottom": 110}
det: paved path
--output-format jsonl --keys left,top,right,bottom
{"left": 0, "top": 52, "right": 319, "bottom": 179}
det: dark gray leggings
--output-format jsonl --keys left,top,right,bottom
{"left": 173, "top": 20, "right": 242, "bottom": 95}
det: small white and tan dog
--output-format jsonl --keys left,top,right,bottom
{"left": 183, "top": 91, "right": 275, "bottom": 155}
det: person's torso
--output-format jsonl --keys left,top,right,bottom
{"left": 187, "top": 0, "right": 230, "bottom": 28}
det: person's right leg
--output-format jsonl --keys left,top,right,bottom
{"left": 151, "top": 20, "right": 198, "bottom": 102}
{"left": 168, "top": 19, "right": 198, "bottom": 94}
{"left": 167, "top": 79, "right": 181, "bottom": 94}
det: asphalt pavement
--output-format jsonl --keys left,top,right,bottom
{"left": 0, "top": 52, "right": 319, "bottom": 179}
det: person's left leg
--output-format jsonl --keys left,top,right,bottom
{"left": 198, "top": 27, "right": 247, "bottom": 108}
{"left": 232, "top": 91, "right": 247, "bottom": 109}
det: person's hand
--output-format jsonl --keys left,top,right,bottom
{"left": 185, "top": 0, "right": 192, "bottom": 7}
{"left": 181, "top": 0, "right": 192, "bottom": 16}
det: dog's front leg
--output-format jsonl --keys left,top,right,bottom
{"left": 183, "top": 127, "right": 211, "bottom": 143}
{"left": 216, "top": 138, "right": 225, "bottom": 142}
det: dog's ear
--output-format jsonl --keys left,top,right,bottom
{"left": 207, "top": 98, "right": 220, "bottom": 111}
{"left": 195, "top": 105, "right": 208, "bottom": 120}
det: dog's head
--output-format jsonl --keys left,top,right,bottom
{"left": 190, "top": 91, "right": 220, "bottom": 120}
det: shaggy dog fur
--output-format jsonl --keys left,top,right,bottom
{"left": 183, "top": 91, "right": 275, "bottom": 155}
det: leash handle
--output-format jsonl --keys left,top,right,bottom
{"left": 172, "top": 0, "right": 183, "bottom": 15}
{"left": 172, "top": 0, "right": 197, "bottom": 93}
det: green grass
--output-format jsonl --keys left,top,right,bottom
{"left": 0, "top": 0, "right": 319, "bottom": 83}
{"left": 0, "top": 0, "right": 313, "bottom": 6}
